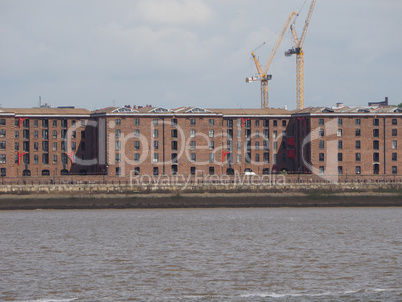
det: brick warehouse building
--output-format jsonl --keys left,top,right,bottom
{"left": 0, "top": 103, "right": 401, "bottom": 180}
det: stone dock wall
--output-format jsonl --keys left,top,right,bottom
{"left": 0, "top": 182, "right": 401, "bottom": 210}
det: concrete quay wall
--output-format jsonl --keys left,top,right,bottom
{"left": 0, "top": 182, "right": 401, "bottom": 210}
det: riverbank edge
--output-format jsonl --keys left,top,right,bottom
{"left": 1, "top": 190, "right": 401, "bottom": 210}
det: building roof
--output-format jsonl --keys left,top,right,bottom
{"left": 0, "top": 107, "right": 91, "bottom": 116}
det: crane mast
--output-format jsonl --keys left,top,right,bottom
{"left": 285, "top": 0, "right": 316, "bottom": 110}
{"left": 246, "top": 11, "right": 296, "bottom": 109}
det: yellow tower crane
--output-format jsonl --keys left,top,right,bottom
{"left": 285, "top": 0, "right": 317, "bottom": 110}
{"left": 246, "top": 11, "right": 296, "bottom": 109}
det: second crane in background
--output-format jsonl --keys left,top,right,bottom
{"left": 246, "top": 11, "right": 296, "bottom": 109}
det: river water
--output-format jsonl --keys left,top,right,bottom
{"left": 0, "top": 207, "right": 401, "bottom": 301}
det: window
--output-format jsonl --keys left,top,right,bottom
{"left": 61, "top": 129, "right": 67, "bottom": 139}
{"left": 171, "top": 119, "right": 177, "bottom": 127}
{"left": 134, "top": 141, "right": 140, "bottom": 150}
{"left": 53, "top": 131, "right": 57, "bottom": 138}
{"left": 263, "top": 129, "right": 269, "bottom": 139}
{"left": 42, "top": 153, "right": 49, "bottom": 164}
{"left": 190, "top": 141, "right": 196, "bottom": 150}
{"left": 263, "top": 152, "right": 269, "bottom": 163}
{"left": 153, "top": 167, "right": 159, "bottom": 176}
{"left": 373, "top": 140, "right": 379, "bottom": 150}
{"left": 227, "top": 119, "right": 233, "bottom": 127}
{"left": 263, "top": 140, "right": 269, "bottom": 151}
{"left": 355, "top": 119, "right": 361, "bottom": 126}
{"left": 134, "top": 130, "right": 140, "bottom": 137}
{"left": 319, "top": 129, "right": 324, "bottom": 137}
{"left": 0, "top": 141, "right": 5, "bottom": 150}
{"left": 115, "top": 141, "right": 121, "bottom": 151}
{"left": 373, "top": 118, "right": 379, "bottom": 126}
{"left": 190, "top": 129, "right": 195, "bottom": 137}
{"left": 338, "top": 153, "right": 343, "bottom": 161}
{"left": 61, "top": 120, "right": 67, "bottom": 128}
{"left": 34, "top": 155, "right": 38, "bottom": 164}
{"left": 15, "top": 131, "right": 19, "bottom": 139}
{"left": 209, "top": 130, "right": 214, "bottom": 138}
{"left": 373, "top": 153, "right": 380, "bottom": 162}
{"left": 0, "top": 129, "right": 5, "bottom": 138}
{"left": 337, "top": 129, "right": 342, "bottom": 137}
{"left": 115, "top": 153, "right": 121, "bottom": 163}
{"left": 116, "top": 167, "right": 121, "bottom": 176}
{"left": 134, "top": 167, "right": 140, "bottom": 175}
{"left": 356, "top": 166, "right": 361, "bottom": 174}
{"left": 209, "top": 119, "right": 214, "bottom": 126}
{"left": 34, "top": 142, "right": 38, "bottom": 151}
{"left": 0, "top": 154, "right": 5, "bottom": 163}
{"left": 209, "top": 141, "right": 214, "bottom": 149}
{"left": 190, "top": 118, "right": 196, "bottom": 126}
{"left": 338, "top": 166, "right": 343, "bottom": 174}
{"left": 190, "top": 167, "right": 196, "bottom": 175}
{"left": 61, "top": 141, "right": 66, "bottom": 151}
{"left": 53, "top": 142, "right": 57, "bottom": 151}
{"left": 134, "top": 153, "right": 140, "bottom": 162}
{"left": 53, "top": 155, "right": 57, "bottom": 164}
{"left": 255, "top": 131, "right": 260, "bottom": 138}
{"left": 15, "top": 142, "right": 19, "bottom": 151}
{"left": 71, "top": 142, "right": 76, "bottom": 151}
{"left": 153, "top": 119, "right": 158, "bottom": 126}
{"left": 72, "top": 131, "right": 76, "bottom": 139}
{"left": 273, "top": 141, "right": 277, "bottom": 151}
{"left": 338, "top": 118, "right": 343, "bottom": 126}
{"left": 209, "top": 153, "right": 214, "bottom": 163}
{"left": 171, "top": 129, "right": 178, "bottom": 138}
{"left": 255, "top": 154, "right": 260, "bottom": 162}
{"left": 273, "top": 120, "right": 277, "bottom": 127}
{"left": 0, "top": 119, "right": 5, "bottom": 125}
{"left": 319, "top": 140, "right": 324, "bottom": 149}
{"left": 392, "top": 153, "right": 397, "bottom": 161}
{"left": 42, "top": 119, "right": 48, "bottom": 128}
{"left": 319, "top": 166, "right": 324, "bottom": 175}
{"left": 319, "top": 118, "right": 324, "bottom": 125}
{"left": 255, "top": 141, "right": 260, "bottom": 150}
{"left": 42, "top": 141, "right": 49, "bottom": 152}
{"left": 209, "top": 167, "right": 214, "bottom": 175}
{"left": 392, "top": 119, "right": 397, "bottom": 125}
{"left": 115, "top": 129, "right": 121, "bottom": 138}
{"left": 263, "top": 119, "right": 269, "bottom": 127}
{"left": 392, "top": 166, "right": 397, "bottom": 174}
{"left": 392, "top": 129, "right": 397, "bottom": 136}
{"left": 53, "top": 120, "right": 58, "bottom": 127}
{"left": 273, "top": 131, "right": 277, "bottom": 139}
{"left": 373, "top": 129, "right": 379, "bottom": 137}
{"left": 392, "top": 140, "right": 397, "bottom": 149}
{"left": 356, "top": 153, "right": 361, "bottom": 161}
{"left": 134, "top": 118, "right": 140, "bottom": 126}
{"left": 338, "top": 141, "right": 343, "bottom": 149}
{"left": 319, "top": 153, "right": 324, "bottom": 161}
{"left": 115, "top": 119, "right": 121, "bottom": 126}
{"left": 237, "top": 119, "right": 241, "bottom": 127}
{"left": 153, "top": 153, "right": 158, "bottom": 162}
{"left": 191, "top": 153, "right": 196, "bottom": 162}
{"left": 171, "top": 153, "right": 178, "bottom": 163}
{"left": 34, "top": 131, "right": 38, "bottom": 139}
{"left": 33, "top": 120, "right": 38, "bottom": 127}
{"left": 356, "top": 140, "right": 361, "bottom": 149}
{"left": 72, "top": 120, "right": 76, "bottom": 127}
{"left": 153, "top": 129, "right": 158, "bottom": 138}
{"left": 355, "top": 129, "right": 361, "bottom": 136}
{"left": 255, "top": 120, "right": 260, "bottom": 127}
{"left": 154, "top": 141, "right": 159, "bottom": 150}
{"left": 282, "top": 120, "right": 287, "bottom": 127}
{"left": 42, "top": 130, "right": 48, "bottom": 139}
{"left": 81, "top": 131, "right": 86, "bottom": 138}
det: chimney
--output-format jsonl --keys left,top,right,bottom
{"left": 336, "top": 102, "right": 344, "bottom": 108}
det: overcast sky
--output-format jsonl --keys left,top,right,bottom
{"left": 1, "top": 0, "right": 401, "bottom": 110}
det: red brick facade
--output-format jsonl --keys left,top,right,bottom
{"left": 0, "top": 105, "right": 400, "bottom": 180}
